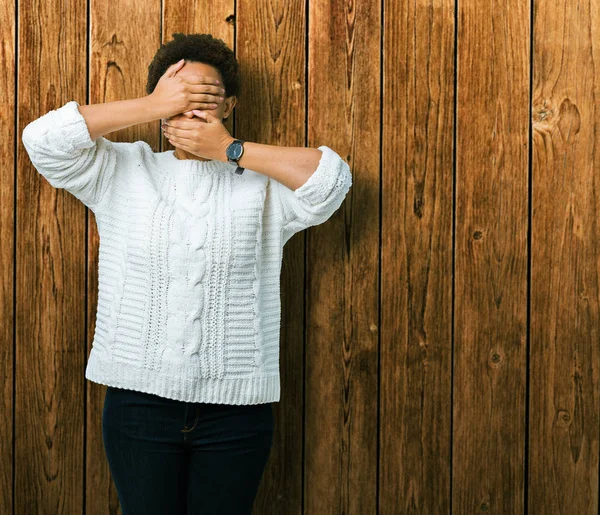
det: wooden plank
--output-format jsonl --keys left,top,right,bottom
{"left": 305, "top": 0, "right": 378, "bottom": 513}
{"left": 529, "top": 0, "right": 600, "bottom": 511}
{"left": 85, "top": 1, "right": 161, "bottom": 513}
{"left": 1, "top": 0, "right": 15, "bottom": 512}
{"left": 452, "top": 0, "right": 530, "bottom": 512}
{"left": 380, "top": 0, "right": 455, "bottom": 511}
{"left": 17, "top": 0, "right": 88, "bottom": 512}
{"left": 235, "top": 1, "right": 305, "bottom": 512}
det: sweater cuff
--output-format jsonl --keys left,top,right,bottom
{"left": 56, "top": 100, "right": 96, "bottom": 150}
{"left": 293, "top": 145, "right": 347, "bottom": 206}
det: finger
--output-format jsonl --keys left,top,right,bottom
{"left": 164, "top": 129, "right": 179, "bottom": 143}
{"left": 162, "top": 126, "right": 188, "bottom": 140}
{"left": 192, "top": 110, "right": 207, "bottom": 120}
{"left": 165, "top": 133, "right": 193, "bottom": 155}
{"left": 187, "top": 89, "right": 225, "bottom": 105}
{"left": 163, "top": 117, "right": 205, "bottom": 130}
{"left": 185, "top": 101, "right": 219, "bottom": 112}
{"left": 162, "top": 124, "right": 198, "bottom": 142}
{"left": 165, "top": 131, "right": 194, "bottom": 146}
{"left": 186, "top": 83, "right": 226, "bottom": 96}
{"left": 166, "top": 112, "right": 189, "bottom": 121}
{"left": 166, "top": 58, "right": 185, "bottom": 78}
{"left": 194, "top": 110, "right": 219, "bottom": 123}
{"left": 181, "top": 74, "right": 221, "bottom": 87}
{"left": 188, "top": 92, "right": 222, "bottom": 105}
{"left": 190, "top": 110, "right": 213, "bottom": 123}
{"left": 163, "top": 127, "right": 183, "bottom": 141}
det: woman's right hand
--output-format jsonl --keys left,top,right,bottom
{"left": 148, "top": 59, "right": 224, "bottom": 119}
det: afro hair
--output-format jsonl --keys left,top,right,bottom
{"left": 146, "top": 33, "right": 240, "bottom": 98}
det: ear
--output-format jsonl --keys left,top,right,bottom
{"left": 222, "top": 96, "right": 237, "bottom": 119}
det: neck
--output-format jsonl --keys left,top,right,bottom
{"left": 173, "top": 147, "right": 212, "bottom": 162}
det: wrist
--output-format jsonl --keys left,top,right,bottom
{"left": 219, "top": 136, "right": 237, "bottom": 162}
{"left": 139, "top": 95, "right": 165, "bottom": 123}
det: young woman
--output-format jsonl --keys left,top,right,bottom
{"left": 21, "top": 33, "right": 352, "bottom": 515}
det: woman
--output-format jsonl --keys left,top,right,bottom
{"left": 21, "top": 33, "right": 352, "bottom": 514}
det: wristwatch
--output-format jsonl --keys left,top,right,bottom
{"left": 226, "top": 139, "right": 245, "bottom": 175}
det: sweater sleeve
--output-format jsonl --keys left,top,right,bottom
{"left": 271, "top": 145, "right": 352, "bottom": 245}
{"left": 21, "top": 100, "right": 124, "bottom": 212}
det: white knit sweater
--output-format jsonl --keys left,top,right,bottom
{"left": 21, "top": 100, "right": 352, "bottom": 405}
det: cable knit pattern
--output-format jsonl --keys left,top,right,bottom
{"left": 21, "top": 100, "right": 353, "bottom": 405}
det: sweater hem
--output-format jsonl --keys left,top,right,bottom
{"left": 85, "top": 348, "right": 280, "bottom": 405}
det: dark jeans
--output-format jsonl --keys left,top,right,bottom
{"left": 101, "top": 385, "right": 274, "bottom": 515}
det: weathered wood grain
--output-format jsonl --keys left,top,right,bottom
{"left": 529, "top": 0, "right": 600, "bottom": 512}
{"left": 380, "top": 0, "right": 455, "bottom": 513}
{"left": 305, "top": 0, "right": 378, "bottom": 514}
{"left": 17, "top": 0, "right": 88, "bottom": 512}
{"left": 1, "top": 0, "right": 15, "bottom": 512}
{"left": 9, "top": 0, "right": 600, "bottom": 513}
{"left": 453, "top": 0, "right": 530, "bottom": 512}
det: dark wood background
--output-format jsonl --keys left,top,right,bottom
{"left": 2, "top": 0, "right": 598, "bottom": 513}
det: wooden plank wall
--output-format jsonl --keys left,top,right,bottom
{"left": 3, "top": 0, "right": 598, "bottom": 513}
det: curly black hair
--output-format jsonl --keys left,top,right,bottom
{"left": 145, "top": 33, "right": 240, "bottom": 98}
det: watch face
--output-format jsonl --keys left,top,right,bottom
{"left": 227, "top": 141, "right": 243, "bottom": 160}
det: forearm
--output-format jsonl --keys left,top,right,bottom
{"left": 78, "top": 96, "right": 161, "bottom": 141}
{"left": 219, "top": 140, "right": 323, "bottom": 191}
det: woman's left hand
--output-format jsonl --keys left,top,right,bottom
{"left": 162, "top": 110, "right": 234, "bottom": 161}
